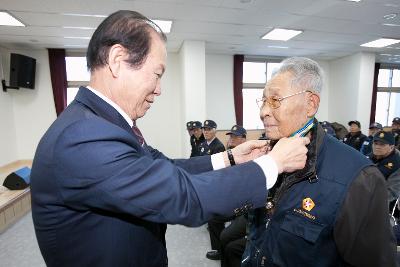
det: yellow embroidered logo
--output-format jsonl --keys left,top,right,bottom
{"left": 380, "top": 132, "right": 385, "bottom": 138}
{"left": 302, "top": 197, "right": 315, "bottom": 211}
{"left": 385, "top": 162, "right": 393, "bottom": 169}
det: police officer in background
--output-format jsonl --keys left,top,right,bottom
{"left": 186, "top": 121, "right": 193, "bottom": 136}
{"left": 199, "top": 119, "right": 227, "bottom": 260}
{"left": 320, "top": 121, "right": 336, "bottom": 138}
{"left": 342, "top": 120, "right": 367, "bottom": 151}
{"left": 361, "top": 122, "right": 383, "bottom": 156}
{"left": 392, "top": 117, "right": 400, "bottom": 149}
{"left": 367, "top": 131, "right": 400, "bottom": 215}
{"left": 198, "top": 120, "right": 225, "bottom": 156}
{"left": 190, "top": 121, "right": 205, "bottom": 157}
{"left": 226, "top": 125, "right": 247, "bottom": 149}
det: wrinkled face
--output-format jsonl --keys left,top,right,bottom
{"left": 203, "top": 127, "right": 216, "bottom": 141}
{"left": 227, "top": 135, "right": 246, "bottom": 148}
{"left": 112, "top": 31, "right": 167, "bottom": 120}
{"left": 373, "top": 141, "right": 394, "bottom": 158}
{"left": 259, "top": 71, "right": 317, "bottom": 140}
{"left": 349, "top": 124, "right": 360, "bottom": 133}
{"left": 193, "top": 128, "right": 202, "bottom": 139}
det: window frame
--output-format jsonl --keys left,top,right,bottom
{"left": 375, "top": 64, "right": 400, "bottom": 126}
{"left": 242, "top": 56, "right": 283, "bottom": 130}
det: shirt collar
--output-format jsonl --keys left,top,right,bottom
{"left": 86, "top": 86, "right": 133, "bottom": 127}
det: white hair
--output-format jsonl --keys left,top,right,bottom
{"left": 272, "top": 57, "right": 324, "bottom": 93}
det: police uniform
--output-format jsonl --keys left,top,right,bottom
{"left": 360, "top": 122, "right": 383, "bottom": 156}
{"left": 199, "top": 120, "right": 226, "bottom": 261}
{"left": 320, "top": 121, "right": 336, "bottom": 138}
{"left": 342, "top": 120, "right": 367, "bottom": 151}
{"left": 190, "top": 121, "right": 205, "bottom": 158}
{"left": 367, "top": 131, "right": 400, "bottom": 219}
{"left": 367, "top": 131, "right": 400, "bottom": 179}
{"left": 198, "top": 120, "right": 225, "bottom": 156}
{"left": 393, "top": 117, "right": 400, "bottom": 149}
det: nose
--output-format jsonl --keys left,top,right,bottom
{"left": 259, "top": 102, "right": 272, "bottom": 121}
{"left": 154, "top": 80, "right": 161, "bottom": 96}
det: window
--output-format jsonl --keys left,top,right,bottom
{"left": 375, "top": 66, "right": 400, "bottom": 126}
{"left": 65, "top": 56, "right": 90, "bottom": 105}
{"left": 242, "top": 60, "right": 282, "bottom": 129}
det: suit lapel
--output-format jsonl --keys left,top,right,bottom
{"left": 74, "top": 87, "right": 132, "bottom": 134}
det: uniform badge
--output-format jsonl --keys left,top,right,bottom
{"left": 385, "top": 162, "right": 393, "bottom": 169}
{"left": 302, "top": 197, "right": 315, "bottom": 211}
{"left": 233, "top": 126, "right": 237, "bottom": 130}
{"left": 201, "top": 147, "right": 204, "bottom": 152}
{"left": 207, "top": 149, "right": 211, "bottom": 154}
{"left": 380, "top": 132, "right": 385, "bottom": 138}
{"left": 205, "top": 121, "right": 209, "bottom": 125}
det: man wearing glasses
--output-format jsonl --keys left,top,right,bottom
{"left": 242, "top": 57, "right": 396, "bottom": 267}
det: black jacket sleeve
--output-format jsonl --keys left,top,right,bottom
{"left": 334, "top": 166, "right": 398, "bottom": 267}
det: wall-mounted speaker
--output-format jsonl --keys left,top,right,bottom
{"left": 3, "top": 167, "right": 31, "bottom": 190}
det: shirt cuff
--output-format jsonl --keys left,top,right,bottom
{"left": 253, "top": 155, "right": 278, "bottom": 189}
{"left": 211, "top": 152, "right": 226, "bottom": 170}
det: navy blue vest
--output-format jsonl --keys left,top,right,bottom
{"left": 242, "top": 134, "right": 372, "bottom": 267}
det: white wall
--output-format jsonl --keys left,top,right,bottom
{"left": 329, "top": 52, "right": 375, "bottom": 133}
{"left": 315, "top": 60, "right": 330, "bottom": 122}
{"left": 0, "top": 48, "right": 56, "bottom": 165}
{"left": 205, "top": 54, "right": 236, "bottom": 130}
{"left": 0, "top": 47, "right": 17, "bottom": 166}
{"left": 137, "top": 53, "right": 184, "bottom": 158}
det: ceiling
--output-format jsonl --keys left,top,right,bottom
{"left": 1, "top": 0, "right": 400, "bottom": 63}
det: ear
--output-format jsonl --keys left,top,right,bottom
{"left": 306, "top": 92, "right": 320, "bottom": 118}
{"left": 107, "top": 44, "right": 126, "bottom": 78}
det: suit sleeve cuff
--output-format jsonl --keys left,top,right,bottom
{"left": 211, "top": 152, "right": 226, "bottom": 170}
{"left": 253, "top": 155, "right": 278, "bottom": 189}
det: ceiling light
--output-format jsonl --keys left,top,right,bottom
{"left": 345, "top": 0, "right": 361, "bottom": 2}
{"left": 383, "top": 23, "right": 400, "bottom": 27}
{"left": 151, "top": 19, "right": 172, "bottom": 33}
{"left": 0, "top": 11, "right": 25, "bottom": 27}
{"left": 64, "top": 36, "right": 91, "bottom": 40}
{"left": 383, "top": 13, "right": 397, "bottom": 20}
{"left": 63, "top": 13, "right": 107, "bottom": 18}
{"left": 268, "top": 45, "right": 289, "bottom": 49}
{"left": 63, "top": 26, "right": 96, "bottom": 30}
{"left": 361, "top": 38, "right": 400, "bottom": 48}
{"left": 261, "top": 28, "right": 302, "bottom": 41}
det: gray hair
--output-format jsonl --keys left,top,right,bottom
{"left": 272, "top": 57, "right": 324, "bottom": 93}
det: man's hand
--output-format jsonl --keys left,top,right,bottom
{"left": 228, "top": 140, "right": 269, "bottom": 165}
{"left": 268, "top": 136, "right": 310, "bottom": 173}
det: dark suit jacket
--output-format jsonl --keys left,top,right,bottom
{"left": 31, "top": 87, "right": 267, "bottom": 267}
{"left": 198, "top": 137, "right": 226, "bottom": 156}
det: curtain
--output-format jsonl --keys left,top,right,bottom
{"left": 233, "top": 54, "right": 244, "bottom": 126}
{"left": 48, "top": 49, "right": 67, "bottom": 116}
{"left": 369, "top": 63, "right": 380, "bottom": 124}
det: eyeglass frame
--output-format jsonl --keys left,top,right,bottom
{"left": 256, "top": 90, "right": 312, "bottom": 109}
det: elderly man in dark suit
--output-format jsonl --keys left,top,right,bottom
{"left": 30, "top": 10, "right": 309, "bottom": 267}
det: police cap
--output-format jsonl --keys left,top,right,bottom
{"left": 186, "top": 121, "right": 193, "bottom": 130}
{"left": 373, "top": 130, "right": 395, "bottom": 145}
{"left": 348, "top": 120, "right": 361, "bottom": 128}
{"left": 369, "top": 122, "right": 383, "bottom": 130}
{"left": 191, "top": 121, "right": 202, "bottom": 129}
{"left": 202, "top": 120, "right": 217, "bottom": 129}
{"left": 226, "top": 125, "right": 247, "bottom": 137}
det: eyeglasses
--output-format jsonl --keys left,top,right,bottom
{"left": 256, "top": 90, "right": 309, "bottom": 109}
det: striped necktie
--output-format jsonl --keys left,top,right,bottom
{"left": 132, "top": 121, "right": 145, "bottom": 146}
